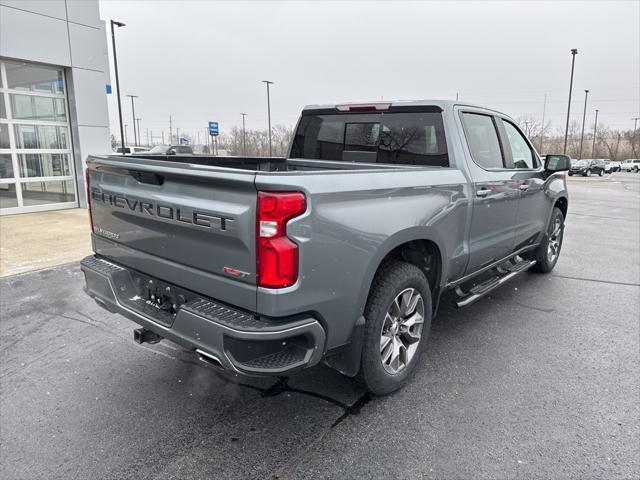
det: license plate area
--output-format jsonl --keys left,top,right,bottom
{"left": 116, "top": 270, "right": 198, "bottom": 327}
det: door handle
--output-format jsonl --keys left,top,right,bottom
{"left": 476, "top": 189, "right": 490, "bottom": 198}
{"left": 519, "top": 184, "right": 529, "bottom": 191}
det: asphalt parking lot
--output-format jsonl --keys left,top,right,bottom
{"left": 1, "top": 173, "right": 638, "bottom": 480}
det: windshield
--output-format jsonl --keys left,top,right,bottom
{"left": 147, "top": 145, "right": 170, "bottom": 154}
{"left": 575, "top": 160, "right": 589, "bottom": 167}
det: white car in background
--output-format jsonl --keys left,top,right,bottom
{"left": 621, "top": 159, "right": 640, "bottom": 173}
{"left": 609, "top": 160, "right": 621, "bottom": 172}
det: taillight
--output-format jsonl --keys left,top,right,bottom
{"left": 335, "top": 102, "right": 391, "bottom": 112}
{"left": 256, "top": 191, "right": 306, "bottom": 288}
{"left": 86, "top": 168, "right": 94, "bottom": 232}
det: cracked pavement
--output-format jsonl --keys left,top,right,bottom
{"left": 1, "top": 173, "right": 638, "bottom": 479}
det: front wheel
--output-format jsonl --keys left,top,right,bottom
{"left": 529, "top": 207, "right": 565, "bottom": 273}
{"left": 359, "top": 261, "right": 432, "bottom": 395}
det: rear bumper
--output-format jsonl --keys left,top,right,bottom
{"left": 80, "top": 255, "right": 326, "bottom": 376}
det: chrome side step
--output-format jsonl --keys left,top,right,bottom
{"left": 455, "top": 259, "right": 536, "bottom": 308}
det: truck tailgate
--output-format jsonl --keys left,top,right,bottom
{"left": 87, "top": 156, "right": 257, "bottom": 311}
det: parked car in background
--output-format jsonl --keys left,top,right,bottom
{"left": 621, "top": 159, "right": 640, "bottom": 173}
{"left": 609, "top": 160, "right": 621, "bottom": 172}
{"left": 146, "top": 144, "right": 194, "bottom": 155}
{"left": 569, "top": 159, "right": 606, "bottom": 177}
{"left": 115, "top": 146, "right": 150, "bottom": 154}
{"left": 604, "top": 161, "right": 613, "bottom": 173}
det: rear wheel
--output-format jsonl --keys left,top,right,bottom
{"left": 530, "top": 207, "right": 565, "bottom": 273}
{"left": 359, "top": 261, "right": 432, "bottom": 395}
{"left": 585, "top": 169, "right": 592, "bottom": 177}
{"left": 599, "top": 169, "right": 604, "bottom": 176}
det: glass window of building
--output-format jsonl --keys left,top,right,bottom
{"left": 0, "top": 58, "right": 76, "bottom": 214}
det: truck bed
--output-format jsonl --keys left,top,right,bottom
{"left": 128, "top": 154, "right": 408, "bottom": 172}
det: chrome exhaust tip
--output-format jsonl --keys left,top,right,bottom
{"left": 196, "top": 349, "right": 224, "bottom": 370}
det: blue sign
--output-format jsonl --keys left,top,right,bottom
{"left": 105, "top": 84, "right": 112, "bottom": 94}
{"left": 179, "top": 137, "right": 189, "bottom": 145}
{"left": 208, "top": 121, "right": 219, "bottom": 136}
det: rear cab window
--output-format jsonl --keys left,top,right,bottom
{"left": 291, "top": 109, "right": 449, "bottom": 167}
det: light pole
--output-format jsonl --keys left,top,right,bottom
{"left": 136, "top": 118, "right": 142, "bottom": 146}
{"left": 126, "top": 94, "right": 139, "bottom": 146}
{"left": 632, "top": 117, "right": 640, "bottom": 158}
{"left": 262, "top": 80, "right": 274, "bottom": 156}
{"left": 110, "top": 20, "right": 126, "bottom": 155}
{"left": 578, "top": 89, "right": 589, "bottom": 159}
{"left": 240, "top": 113, "right": 247, "bottom": 156}
{"left": 591, "top": 109, "right": 599, "bottom": 158}
{"left": 124, "top": 123, "right": 129, "bottom": 146}
{"left": 539, "top": 93, "right": 547, "bottom": 152}
{"left": 563, "top": 48, "right": 578, "bottom": 154}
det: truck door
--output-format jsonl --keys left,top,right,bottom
{"left": 459, "top": 111, "right": 520, "bottom": 273}
{"left": 496, "top": 118, "right": 549, "bottom": 250}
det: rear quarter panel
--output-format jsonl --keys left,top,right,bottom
{"left": 255, "top": 168, "right": 470, "bottom": 349}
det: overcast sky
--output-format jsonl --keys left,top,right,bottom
{"left": 99, "top": 0, "right": 639, "bottom": 142}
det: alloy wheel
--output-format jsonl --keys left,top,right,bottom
{"left": 547, "top": 217, "right": 563, "bottom": 263}
{"left": 380, "top": 288, "right": 425, "bottom": 374}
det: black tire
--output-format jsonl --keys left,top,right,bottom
{"left": 568, "top": 172, "right": 573, "bottom": 176}
{"left": 529, "top": 207, "right": 565, "bottom": 273}
{"left": 359, "top": 261, "right": 432, "bottom": 395}
{"left": 634, "top": 167, "right": 639, "bottom": 173}
{"left": 598, "top": 170, "right": 603, "bottom": 176}
{"left": 585, "top": 169, "right": 592, "bottom": 177}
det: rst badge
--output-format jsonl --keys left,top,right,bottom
{"left": 94, "top": 226, "right": 120, "bottom": 240}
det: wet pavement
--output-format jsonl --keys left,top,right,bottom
{"left": 1, "top": 173, "right": 638, "bottom": 479}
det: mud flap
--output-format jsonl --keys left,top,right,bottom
{"left": 323, "top": 316, "right": 365, "bottom": 377}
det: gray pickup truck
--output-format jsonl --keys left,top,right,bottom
{"left": 81, "top": 100, "right": 571, "bottom": 394}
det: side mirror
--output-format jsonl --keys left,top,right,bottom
{"left": 545, "top": 154, "right": 571, "bottom": 172}
{"left": 167, "top": 149, "right": 176, "bottom": 155}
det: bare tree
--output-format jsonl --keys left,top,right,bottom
{"left": 517, "top": 116, "right": 552, "bottom": 152}
{"left": 217, "top": 125, "right": 293, "bottom": 156}
{"left": 597, "top": 127, "right": 624, "bottom": 160}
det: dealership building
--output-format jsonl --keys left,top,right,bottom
{"left": 0, "top": 0, "right": 111, "bottom": 215}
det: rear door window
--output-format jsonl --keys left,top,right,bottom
{"left": 291, "top": 111, "right": 449, "bottom": 167}
{"left": 461, "top": 113, "right": 504, "bottom": 169}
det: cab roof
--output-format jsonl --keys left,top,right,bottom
{"left": 301, "top": 99, "right": 511, "bottom": 118}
